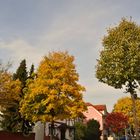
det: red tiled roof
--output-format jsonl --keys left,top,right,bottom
{"left": 85, "top": 102, "right": 106, "bottom": 112}
{"left": 93, "top": 105, "right": 106, "bottom": 111}
{"left": 86, "top": 102, "right": 93, "bottom": 106}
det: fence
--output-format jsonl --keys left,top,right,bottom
{"left": 0, "top": 131, "right": 35, "bottom": 140}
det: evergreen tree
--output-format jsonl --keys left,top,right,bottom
{"left": 13, "top": 60, "right": 34, "bottom": 134}
{"left": 75, "top": 119, "right": 101, "bottom": 140}
{"left": 1, "top": 59, "right": 34, "bottom": 133}
{"left": 85, "top": 119, "right": 101, "bottom": 140}
{"left": 29, "top": 64, "right": 34, "bottom": 78}
{"left": 13, "top": 59, "right": 28, "bottom": 88}
{"left": 75, "top": 122, "right": 86, "bottom": 140}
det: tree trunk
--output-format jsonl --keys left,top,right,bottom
{"left": 131, "top": 93, "right": 139, "bottom": 140}
{"left": 50, "top": 121, "right": 54, "bottom": 140}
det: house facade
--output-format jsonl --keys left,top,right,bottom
{"left": 44, "top": 119, "right": 75, "bottom": 140}
{"left": 34, "top": 102, "right": 108, "bottom": 140}
{"left": 83, "top": 103, "right": 108, "bottom": 139}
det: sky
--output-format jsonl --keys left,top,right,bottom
{"left": 0, "top": 0, "right": 140, "bottom": 112}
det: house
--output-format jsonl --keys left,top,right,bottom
{"left": 33, "top": 119, "right": 75, "bottom": 140}
{"left": 83, "top": 102, "right": 108, "bottom": 139}
{"left": 34, "top": 102, "right": 108, "bottom": 140}
{"left": 43, "top": 119, "right": 75, "bottom": 140}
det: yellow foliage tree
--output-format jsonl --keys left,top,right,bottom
{"left": 0, "top": 70, "right": 22, "bottom": 131}
{"left": 0, "top": 71, "right": 21, "bottom": 107}
{"left": 113, "top": 96, "right": 140, "bottom": 126}
{"left": 20, "top": 51, "right": 86, "bottom": 123}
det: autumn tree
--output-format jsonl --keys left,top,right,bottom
{"left": 105, "top": 112, "right": 128, "bottom": 137}
{"left": 0, "top": 67, "right": 21, "bottom": 131}
{"left": 0, "top": 71, "right": 21, "bottom": 105}
{"left": 0, "top": 60, "right": 34, "bottom": 133}
{"left": 20, "top": 51, "right": 86, "bottom": 139}
{"left": 13, "top": 60, "right": 34, "bottom": 134}
{"left": 113, "top": 96, "right": 140, "bottom": 127}
{"left": 96, "top": 18, "right": 140, "bottom": 140}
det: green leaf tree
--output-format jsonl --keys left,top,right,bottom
{"left": 75, "top": 122, "right": 86, "bottom": 140}
{"left": 85, "top": 119, "right": 101, "bottom": 140}
{"left": 13, "top": 59, "right": 28, "bottom": 88}
{"left": 13, "top": 60, "right": 34, "bottom": 134}
{"left": 29, "top": 64, "right": 35, "bottom": 78}
{"left": 75, "top": 119, "right": 101, "bottom": 140}
{"left": 96, "top": 18, "right": 140, "bottom": 140}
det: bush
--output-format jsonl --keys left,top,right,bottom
{"left": 75, "top": 119, "right": 101, "bottom": 140}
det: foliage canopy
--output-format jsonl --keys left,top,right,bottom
{"left": 75, "top": 119, "right": 101, "bottom": 140}
{"left": 0, "top": 60, "right": 34, "bottom": 133}
{"left": 113, "top": 96, "right": 140, "bottom": 126}
{"left": 96, "top": 18, "right": 140, "bottom": 91}
{"left": 20, "top": 51, "right": 86, "bottom": 123}
{"left": 105, "top": 112, "right": 128, "bottom": 134}
{"left": 0, "top": 68, "right": 21, "bottom": 131}
{"left": 96, "top": 18, "right": 140, "bottom": 139}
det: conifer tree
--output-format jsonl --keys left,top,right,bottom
{"left": 1, "top": 60, "right": 34, "bottom": 133}
{"left": 29, "top": 64, "right": 34, "bottom": 78}
{"left": 13, "top": 59, "right": 28, "bottom": 88}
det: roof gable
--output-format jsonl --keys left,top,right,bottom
{"left": 85, "top": 102, "right": 107, "bottom": 115}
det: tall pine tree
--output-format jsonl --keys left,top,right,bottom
{"left": 29, "top": 64, "right": 34, "bottom": 78}
{"left": 1, "top": 60, "right": 34, "bottom": 133}
{"left": 13, "top": 59, "right": 28, "bottom": 88}
{"left": 13, "top": 60, "right": 34, "bottom": 134}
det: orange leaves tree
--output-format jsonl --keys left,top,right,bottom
{"left": 19, "top": 51, "right": 86, "bottom": 123}
{"left": 0, "top": 71, "right": 21, "bottom": 106}
{"left": 105, "top": 112, "right": 128, "bottom": 135}
{"left": 113, "top": 96, "right": 140, "bottom": 126}
{"left": 0, "top": 60, "right": 34, "bottom": 133}
{"left": 0, "top": 68, "right": 21, "bottom": 131}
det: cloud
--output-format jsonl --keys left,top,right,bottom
{"left": 83, "top": 81, "right": 130, "bottom": 112}
{"left": 38, "top": 3, "right": 115, "bottom": 52}
{"left": 0, "top": 0, "right": 138, "bottom": 112}
{"left": 0, "top": 39, "right": 45, "bottom": 70}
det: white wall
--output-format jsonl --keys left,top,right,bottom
{"left": 33, "top": 122, "right": 45, "bottom": 140}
